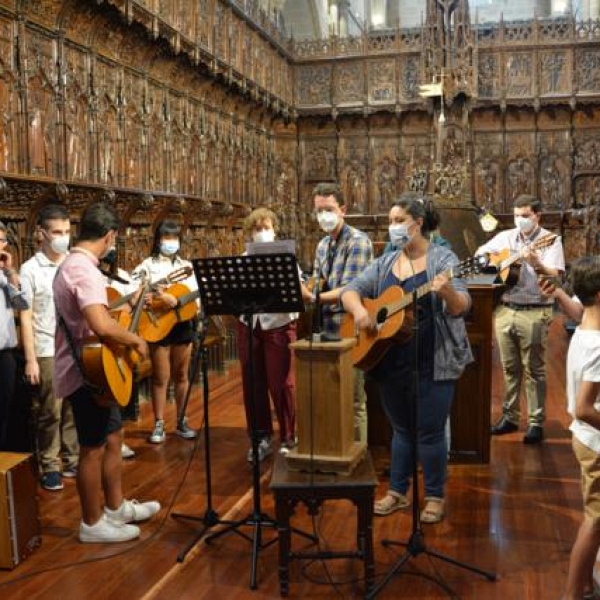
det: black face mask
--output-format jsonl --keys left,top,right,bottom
{"left": 102, "top": 248, "right": 117, "bottom": 266}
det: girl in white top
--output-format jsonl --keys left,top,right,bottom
{"left": 133, "top": 220, "right": 198, "bottom": 444}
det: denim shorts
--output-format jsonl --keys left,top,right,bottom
{"left": 68, "top": 386, "right": 122, "bottom": 447}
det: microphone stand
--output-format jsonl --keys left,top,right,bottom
{"left": 366, "top": 260, "right": 496, "bottom": 598}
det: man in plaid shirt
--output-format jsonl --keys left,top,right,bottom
{"left": 312, "top": 182, "right": 374, "bottom": 442}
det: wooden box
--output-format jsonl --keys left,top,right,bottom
{"left": 0, "top": 453, "right": 41, "bottom": 569}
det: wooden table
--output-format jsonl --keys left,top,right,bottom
{"left": 270, "top": 452, "right": 378, "bottom": 596}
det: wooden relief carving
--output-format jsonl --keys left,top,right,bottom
{"left": 333, "top": 62, "right": 363, "bottom": 106}
{"left": 539, "top": 51, "right": 570, "bottom": 96}
{"left": 574, "top": 137, "right": 600, "bottom": 173}
{"left": 506, "top": 53, "right": 534, "bottom": 98}
{"left": 506, "top": 159, "right": 535, "bottom": 204}
{"left": 296, "top": 65, "right": 332, "bottom": 106}
{"left": 303, "top": 139, "right": 336, "bottom": 181}
{"left": 0, "top": 63, "right": 18, "bottom": 174}
{"left": 477, "top": 53, "right": 500, "bottom": 99}
{"left": 65, "top": 95, "right": 89, "bottom": 182}
{"left": 27, "top": 81, "right": 56, "bottom": 178}
{"left": 98, "top": 99, "right": 119, "bottom": 186}
{"left": 368, "top": 59, "right": 395, "bottom": 104}
{"left": 375, "top": 155, "right": 399, "bottom": 213}
{"left": 577, "top": 49, "right": 600, "bottom": 94}
{"left": 399, "top": 56, "right": 420, "bottom": 102}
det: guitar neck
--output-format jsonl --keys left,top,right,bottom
{"left": 386, "top": 267, "right": 454, "bottom": 315}
{"left": 499, "top": 234, "right": 556, "bottom": 271}
{"left": 179, "top": 290, "right": 199, "bottom": 306}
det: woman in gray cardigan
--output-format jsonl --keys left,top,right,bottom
{"left": 341, "top": 195, "right": 473, "bottom": 524}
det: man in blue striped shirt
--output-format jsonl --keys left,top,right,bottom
{"left": 312, "top": 183, "right": 373, "bottom": 442}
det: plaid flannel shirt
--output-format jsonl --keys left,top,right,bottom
{"left": 313, "top": 223, "right": 373, "bottom": 339}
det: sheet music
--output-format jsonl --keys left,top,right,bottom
{"left": 245, "top": 239, "right": 296, "bottom": 256}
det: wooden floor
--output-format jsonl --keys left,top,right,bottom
{"left": 0, "top": 317, "right": 582, "bottom": 599}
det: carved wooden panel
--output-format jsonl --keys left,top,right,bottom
{"left": 399, "top": 55, "right": 420, "bottom": 103}
{"left": 333, "top": 61, "right": 363, "bottom": 106}
{"left": 302, "top": 137, "right": 336, "bottom": 181}
{"left": 539, "top": 50, "right": 571, "bottom": 96}
{"left": 577, "top": 48, "right": 600, "bottom": 94}
{"left": 477, "top": 53, "right": 500, "bottom": 99}
{"left": 368, "top": 59, "right": 395, "bottom": 105}
{"left": 296, "top": 65, "right": 332, "bottom": 107}
{"left": 505, "top": 52, "right": 534, "bottom": 98}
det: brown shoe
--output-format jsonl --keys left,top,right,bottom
{"left": 374, "top": 491, "right": 410, "bottom": 516}
{"left": 420, "top": 497, "right": 445, "bottom": 524}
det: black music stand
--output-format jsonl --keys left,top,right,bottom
{"left": 189, "top": 253, "right": 304, "bottom": 590}
{"left": 171, "top": 302, "right": 243, "bottom": 562}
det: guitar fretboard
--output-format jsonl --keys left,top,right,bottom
{"left": 385, "top": 267, "right": 454, "bottom": 317}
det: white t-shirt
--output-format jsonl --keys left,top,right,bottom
{"left": 132, "top": 254, "right": 197, "bottom": 294}
{"left": 567, "top": 327, "right": 600, "bottom": 452}
{"left": 20, "top": 251, "right": 63, "bottom": 358}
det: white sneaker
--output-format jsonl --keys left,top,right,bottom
{"left": 104, "top": 499, "right": 161, "bottom": 524}
{"left": 176, "top": 417, "right": 197, "bottom": 440}
{"left": 79, "top": 514, "right": 140, "bottom": 543}
{"left": 279, "top": 437, "right": 298, "bottom": 456}
{"left": 247, "top": 438, "right": 273, "bottom": 463}
{"left": 149, "top": 420, "right": 165, "bottom": 444}
{"left": 121, "top": 443, "right": 135, "bottom": 459}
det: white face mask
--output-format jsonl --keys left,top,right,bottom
{"left": 253, "top": 229, "right": 275, "bottom": 243}
{"left": 514, "top": 215, "right": 535, "bottom": 233}
{"left": 160, "top": 240, "right": 180, "bottom": 256}
{"left": 49, "top": 234, "right": 70, "bottom": 255}
{"left": 388, "top": 224, "right": 411, "bottom": 247}
{"left": 317, "top": 211, "right": 339, "bottom": 233}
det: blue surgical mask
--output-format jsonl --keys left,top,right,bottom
{"left": 389, "top": 224, "right": 411, "bottom": 247}
{"left": 160, "top": 240, "right": 179, "bottom": 256}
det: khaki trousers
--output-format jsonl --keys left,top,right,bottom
{"left": 354, "top": 367, "right": 368, "bottom": 443}
{"left": 494, "top": 305, "right": 553, "bottom": 427}
{"left": 33, "top": 357, "right": 79, "bottom": 473}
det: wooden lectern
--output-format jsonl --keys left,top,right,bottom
{"left": 285, "top": 338, "right": 366, "bottom": 475}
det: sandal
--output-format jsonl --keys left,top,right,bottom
{"left": 374, "top": 491, "right": 410, "bottom": 516}
{"left": 420, "top": 496, "right": 445, "bottom": 524}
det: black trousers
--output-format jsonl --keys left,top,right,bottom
{"left": 0, "top": 347, "right": 17, "bottom": 449}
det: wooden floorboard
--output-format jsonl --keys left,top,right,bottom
{"left": 0, "top": 317, "right": 583, "bottom": 599}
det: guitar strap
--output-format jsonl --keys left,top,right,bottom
{"left": 56, "top": 309, "right": 105, "bottom": 397}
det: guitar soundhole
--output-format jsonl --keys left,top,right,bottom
{"left": 376, "top": 307, "right": 388, "bottom": 324}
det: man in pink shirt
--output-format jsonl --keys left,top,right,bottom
{"left": 53, "top": 202, "right": 160, "bottom": 543}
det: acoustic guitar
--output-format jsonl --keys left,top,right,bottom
{"left": 138, "top": 283, "right": 200, "bottom": 343}
{"left": 486, "top": 232, "right": 558, "bottom": 288}
{"left": 81, "top": 280, "right": 150, "bottom": 408}
{"left": 339, "top": 255, "right": 488, "bottom": 371}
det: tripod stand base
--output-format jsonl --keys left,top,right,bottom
{"left": 171, "top": 509, "right": 244, "bottom": 563}
{"left": 203, "top": 510, "right": 278, "bottom": 590}
{"left": 365, "top": 530, "right": 497, "bottom": 599}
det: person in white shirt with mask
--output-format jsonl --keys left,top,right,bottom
{"left": 236, "top": 208, "right": 312, "bottom": 462}
{"left": 20, "top": 203, "right": 79, "bottom": 491}
{"left": 133, "top": 220, "right": 198, "bottom": 445}
{"left": 477, "top": 194, "right": 565, "bottom": 444}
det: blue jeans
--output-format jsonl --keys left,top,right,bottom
{"left": 379, "top": 373, "right": 455, "bottom": 499}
